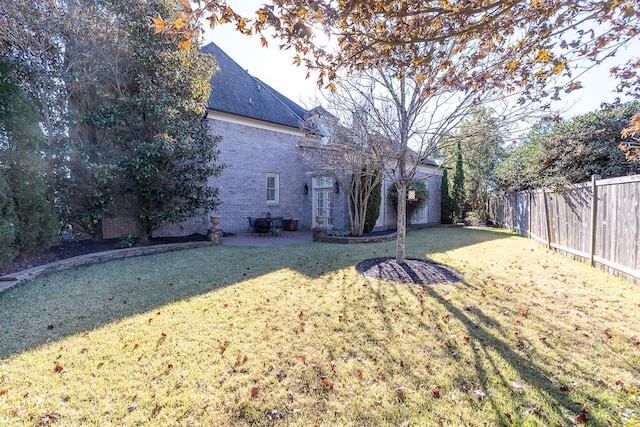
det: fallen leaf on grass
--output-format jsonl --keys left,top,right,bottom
{"left": 433, "top": 386, "right": 441, "bottom": 398}
{"left": 151, "top": 402, "right": 162, "bottom": 417}
{"left": 53, "top": 363, "right": 64, "bottom": 373}
{"left": 322, "top": 378, "right": 333, "bottom": 389}
{"left": 251, "top": 387, "right": 259, "bottom": 397}
{"left": 0, "top": 389, "right": 7, "bottom": 396}
{"left": 39, "top": 413, "right": 59, "bottom": 424}
{"left": 576, "top": 410, "right": 588, "bottom": 423}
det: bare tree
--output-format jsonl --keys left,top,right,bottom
{"left": 322, "top": 59, "right": 535, "bottom": 263}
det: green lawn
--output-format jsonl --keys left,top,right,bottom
{"left": 0, "top": 227, "right": 639, "bottom": 426}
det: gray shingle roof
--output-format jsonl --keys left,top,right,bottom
{"left": 202, "top": 42, "right": 308, "bottom": 129}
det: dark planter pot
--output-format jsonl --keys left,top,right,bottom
{"left": 254, "top": 219, "right": 270, "bottom": 233}
{"left": 284, "top": 218, "right": 299, "bottom": 231}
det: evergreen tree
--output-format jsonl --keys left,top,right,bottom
{"left": 451, "top": 141, "right": 465, "bottom": 221}
{"left": 495, "top": 102, "right": 639, "bottom": 191}
{"left": 440, "top": 168, "right": 454, "bottom": 224}
{"left": 452, "top": 108, "right": 506, "bottom": 223}
{"left": 362, "top": 179, "right": 381, "bottom": 234}
{"left": 0, "top": 61, "right": 57, "bottom": 258}
{"left": 109, "top": 0, "right": 223, "bottom": 241}
{"left": 56, "top": 0, "right": 224, "bottom": 241}
{"left": 0, "top": 173, "right": 18, "bottom": 265}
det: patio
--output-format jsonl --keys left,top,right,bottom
{"left": 223, "top": 230, "right": 313, "bottom": 247}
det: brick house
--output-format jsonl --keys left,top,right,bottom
{"left": 103, "top": 42, "right": 442, "bottom": 238}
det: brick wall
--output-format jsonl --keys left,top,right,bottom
{"left": 103, "top": 113, "right": 441, "bottom": 238}
{"left": 201, "top": 116, "right": 312, "bottom": 235}
{"left": 102, "top": 194, "right": 139, "bottom": 239}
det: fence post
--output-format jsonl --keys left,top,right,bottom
{"left": 528, "top": 191, "right": 532, "bottom": 239}
{"left": 542, "top": 189, "right": 552, "bottom": 250}
{"left": 589, "top": 174, "right": 600, "bottom": 267}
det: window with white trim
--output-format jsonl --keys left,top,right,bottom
{"left": 266, "top": 173, "right": 279, "bottom": 205}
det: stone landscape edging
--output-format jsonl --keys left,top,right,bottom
{"left": 0, "top": 241, "right": 213, "bottom": 294}
{"left": 313, "top": 224, "right": 462, "bottom": 244}
{"left": 315, "top": 232, "right": 398, "bottom": 244}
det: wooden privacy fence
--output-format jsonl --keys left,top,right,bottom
{"left": 488, "top": 174, "right": 640, "bottom": 285}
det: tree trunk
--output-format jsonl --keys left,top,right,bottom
{"left": 395, "top": 184, "right": 407, "bottom": 264}
{"left": 137, "top": 219, "right": 151, "bottom": 243}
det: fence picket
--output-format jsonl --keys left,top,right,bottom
{"left": 488, "top": 174, "right": 640, "bottom": 284}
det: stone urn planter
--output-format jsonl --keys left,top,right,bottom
{"left": 315, "top": 216, "right": 324, "bottom": 227}
{"left": 210, "top": 215, "right": 221, "bottom": 229}
{"left": 208, "top": 216, "right": 223, "bottom": 244}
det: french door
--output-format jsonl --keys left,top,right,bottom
{"left": 312, "top": 176, "right": 334, "bottom": 227}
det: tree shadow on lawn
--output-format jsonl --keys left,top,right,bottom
{"left": 384, "top": 261, "right": 615, "bottom": 425}
{"left": 0, "top": 227, "right": 514, "bottom": 359}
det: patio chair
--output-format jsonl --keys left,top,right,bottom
{"left": 270, "top": 216, "right": 284, "bottom": 237}
{"left": 247, "top": 216, "right": 256, "bottom": 233}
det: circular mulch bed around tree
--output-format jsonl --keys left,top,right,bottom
{"left": 356, "top": 258, "right": 463, "bottom": 285}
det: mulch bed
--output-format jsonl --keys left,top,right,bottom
{"left": 0, "top": 234, "right": 208, "bottom": 278}
{"left": 356, "top": 258, "right": 463, "bottom": 285}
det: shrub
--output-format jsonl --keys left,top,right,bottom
{"left": 363, "top": 180, "right": 382, "bottom": 233}
{"left": 0, "top": 174, "right": 18, "bottom": 266}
